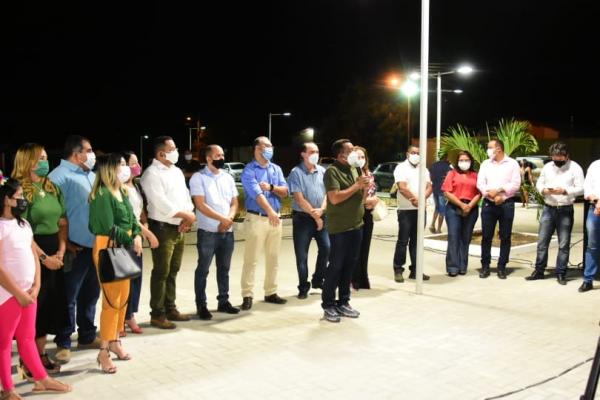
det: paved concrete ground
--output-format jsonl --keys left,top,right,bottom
{"left": 10, "top": 203, "right": 600, "bottom": 399}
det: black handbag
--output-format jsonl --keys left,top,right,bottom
{"left": 98, "top": 226, "right": 142, "bottom": 283}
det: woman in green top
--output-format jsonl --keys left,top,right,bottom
{"left": 11, "top": 143, "right": 68, "bottom": 377}
{"left": 89, "top": 153, "right": 142, "bottom": 374}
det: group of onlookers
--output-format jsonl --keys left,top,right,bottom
{"left": 1, "top": 133, "right": 599, "bottom": 398}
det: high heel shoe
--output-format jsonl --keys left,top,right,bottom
{"left": 125, "top": 318, "right": 143, "bottom": 334}
{"left": 40, "top": 353, "right": 61, "bottom": 374}
{"left": 96, "top": 348, "right": 117, "bottom": 374}
{"left": 108, "top": 340, "right": 131, "bottom": 361}
{"left": 18, "top": 358, "right": 33, "bottom": 382}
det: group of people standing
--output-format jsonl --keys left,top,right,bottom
{"left": 1, "top": 132, "right": 599, "bottom": 398}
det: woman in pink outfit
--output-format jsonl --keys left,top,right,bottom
{"left": 0, "top": 178, "right": 71, "bottom": 400}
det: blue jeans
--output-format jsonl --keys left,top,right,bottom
{"left": 534, "top": 205, "right": 574, "bottom": 276}
{"left": 292, "top": 212, "right": 330, "bottom": 293}
{"left": 125, "top": 271, "right": 142, "bottom": 320}
{"left": 393, "top": 210, "right": 425, "bottom": 272}
{"left": 54, "top": 247, "right": 100, "bottom": 348}
{"left": 194, "top": 229, "right": 234, "bottom": 308}
{"left": 321, "top": 228, "right": 362, "bottom": 309}
{"left": 584, "top": 208, "right": 600, "bottom": 283}
{"left": 445, "top": 203, "right": 478, "bottom": 274}
{"left": 480, "top": 199, "right": 515, "bottom": 269}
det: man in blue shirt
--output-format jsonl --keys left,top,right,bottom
{"left": 240, "top": 136, "right": 288, "bottom": 310}
{"left": 287, "top": 142, "right": 329, "bottom": 299}
{"left": 190, "top": 144, "right": 240, "bottom": 320}
{"left": 48, "top": 135, "right": 100, "bottom": 363}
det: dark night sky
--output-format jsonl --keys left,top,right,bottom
{"left": 1, "top": 0, "right": 599, "bottom": 155}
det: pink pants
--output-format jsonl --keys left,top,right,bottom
{"left": 0, "top": 297, "right": 47, "bottom": 391}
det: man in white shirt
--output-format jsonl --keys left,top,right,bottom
{"left": 190, "top": 145, "right": 240, "bottom": 320}
{"left": 141, "top": 136, "right": 196, "bottom": 329}
{"left": 392, "top": 145, "right": 432, "bottom": 283}
{"left": 580, "top": 158, "right": 600, "bottom": 292}
{"left": 477, "top": 139, "right": 521, "bottom": 279}
{"left": 526, "top": 142, "right": 584, "bottom": 285}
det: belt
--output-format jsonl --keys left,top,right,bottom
{"left": 148, "top": 219, "right": 180, "bottom": 228}
{"left": 484, "top": 197, "right": 515, "bottom": 205}
{"left": 246, "top": 210, "right": 269, "bottom": 217}
{"left": 544, "top": 203, "right": 573, "bottom": 210}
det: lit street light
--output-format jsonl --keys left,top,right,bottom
{"left": 268, "top": 112, "right": 291, "bottom": 142}
{"left": 400, "top": 80, "right": 419, "bottom": 147}
{"left": 409, "top": 64, "right": 473, "bottom": 159}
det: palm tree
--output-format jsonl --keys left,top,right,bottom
{"left": 492, "top": 118, "right": 538, "bottom": 157}
{"left": 438, "top": 124, "right": 486, "bottom": 169}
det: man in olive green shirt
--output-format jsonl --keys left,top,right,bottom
{"left": 321, "top": 139, "right": 370, "bottom": 323}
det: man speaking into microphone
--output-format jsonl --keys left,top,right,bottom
{"left": 320, "top": 139, "right": 369, "bottom": 323}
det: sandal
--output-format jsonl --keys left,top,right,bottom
{"left": 108, "top": 340, "right": 131, "bottom": 361}
{"left": 125, "top": 318, "right": 143, "bottom": 334}
{"left": 32, "top": 377, "right": 72, "bottom": 394}
{"left": 40, "top": 353, "right": 61, "bottom": 374}
{"left": 96, "top": 348, "right": 117, "bottom": 374}
{"left": 1, "top": 390, "right": 23, "bottom": 400}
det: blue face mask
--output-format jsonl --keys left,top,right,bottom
{"left": 262, "top": 147, "right": 274, "bottom": 161}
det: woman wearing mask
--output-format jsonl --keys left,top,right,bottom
{"left": 89, "top": 154, "right": 142, "bottom": 374}
{"left": 0, "top": 179, "right": 72, "bottom": 399}
{"left": 441, "top": 151, "right": 481, "bottom": 277}
{"left": 11, "top": 143, "right": 69, "bottom": 377}
{"left": 119, "top": 152, "right": 159, "bottom": 336}
{"left": 351, "top": 146, "right": 379, "bottom": 290}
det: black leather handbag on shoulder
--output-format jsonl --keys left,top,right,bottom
{"left": 98, "top": 226, "right": 142, "bottom": 283}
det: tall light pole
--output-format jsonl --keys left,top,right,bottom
{"left": 400, "top": 80, "right": 419, "bottom": 149}
{"left": 268, "top": 112, "right": 291, "bottom": 142}
{"left": 139, "top": 135, "right": 149, "bottom": 167}
{"left": 410, "top": 65, "right": 473, "bottom": 159}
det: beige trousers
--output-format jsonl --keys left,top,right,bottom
{"left": 241, "top": 213, "right": 283, "bottom": 298}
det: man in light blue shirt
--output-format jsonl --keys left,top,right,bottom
{"left": 287, "top": 142, "right": 329, "bottom": 299}
{"left": 239, "top": 136, "right": 288, "bottom": 310}
{"left": 190, "top": 144, "right": 240, "bottom": 319}
{"left": 48, "top": 135, "right": 100, "bottom": 362}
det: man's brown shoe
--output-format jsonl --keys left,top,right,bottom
{"left": 54, "top": 347, "right": 71, "bottom": 364}
{"left": 264, "top": 294, "right": 287, "bottom": 304}
{"left": 77, "top": 337, "right": 102, "bottom": 350}
{"left": 166, "top": 309, "right": 191, "bottom": 322}
{"left": 150, "top": 316, "right": 176, "bottom": 329}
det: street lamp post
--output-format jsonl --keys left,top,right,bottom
{"left": 400, "top": 80, "right": 419, "bottom": 149}
{"left": 268, "top": 112, "right": 291, "bottom": 142}
{"left": 139, "top": 135, "right": 149, "bottom": 167}
{"left": 410, "top": 65, "right": 473, "bottom": 159}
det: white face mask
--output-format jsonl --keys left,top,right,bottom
{"left": 347, "top": 151, "right": 362, "bottom": 168}
{"left": 165, "top": 150, "right": 179, "bottom": 164}
{"left": 307, "top": 153, "right": 319, "bottom": 166}
{"left": 84, "top": 152, "right": 96, "bottom": 170}
{"left": 408, "top": 153, "right": 420, "bottom": 165}
{"left": 357, "top": 158, "right": 366, "bottom": 169}
{"left": 118, "top": 165, "right": 131, "bottom": 183}
{"left": 458, "top": 161, "right": 471, "bottom": 171}
{"left": 184, "top": 154, "right": 192, "bottom": 161}
{"left": 487, "top": 148, "right": 496, "bottom": 159}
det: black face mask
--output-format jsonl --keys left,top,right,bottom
{"left": 212, "top": 159, "right": 225, "bottom": 169}
{"left": 11, "top": 198, "right": 28, "bottom": 217}
{"left": 553, "top": 160, "right": 567, "bottom": 168}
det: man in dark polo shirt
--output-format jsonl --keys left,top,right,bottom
{"left": 321, "top": 139, "right": 370, "bottom": 323}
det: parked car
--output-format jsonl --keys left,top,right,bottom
{"left": 373, "top": 161, "right": 401, "bottom": 191}
{"left": 223, "top": 162, "right": 245, "bottom": 182}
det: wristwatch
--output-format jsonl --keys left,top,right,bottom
{"left": 39, "top": 254, "right": 47, "bottom": 263}
{"left": 269, "top": 183, "right": 274, "bottom": 191}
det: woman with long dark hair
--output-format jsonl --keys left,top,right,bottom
{"left": 442, "top": 151, "right": 481, "bottom": 277}
{"left": 351, "top": 146, "right": 379, "bottom": 289}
